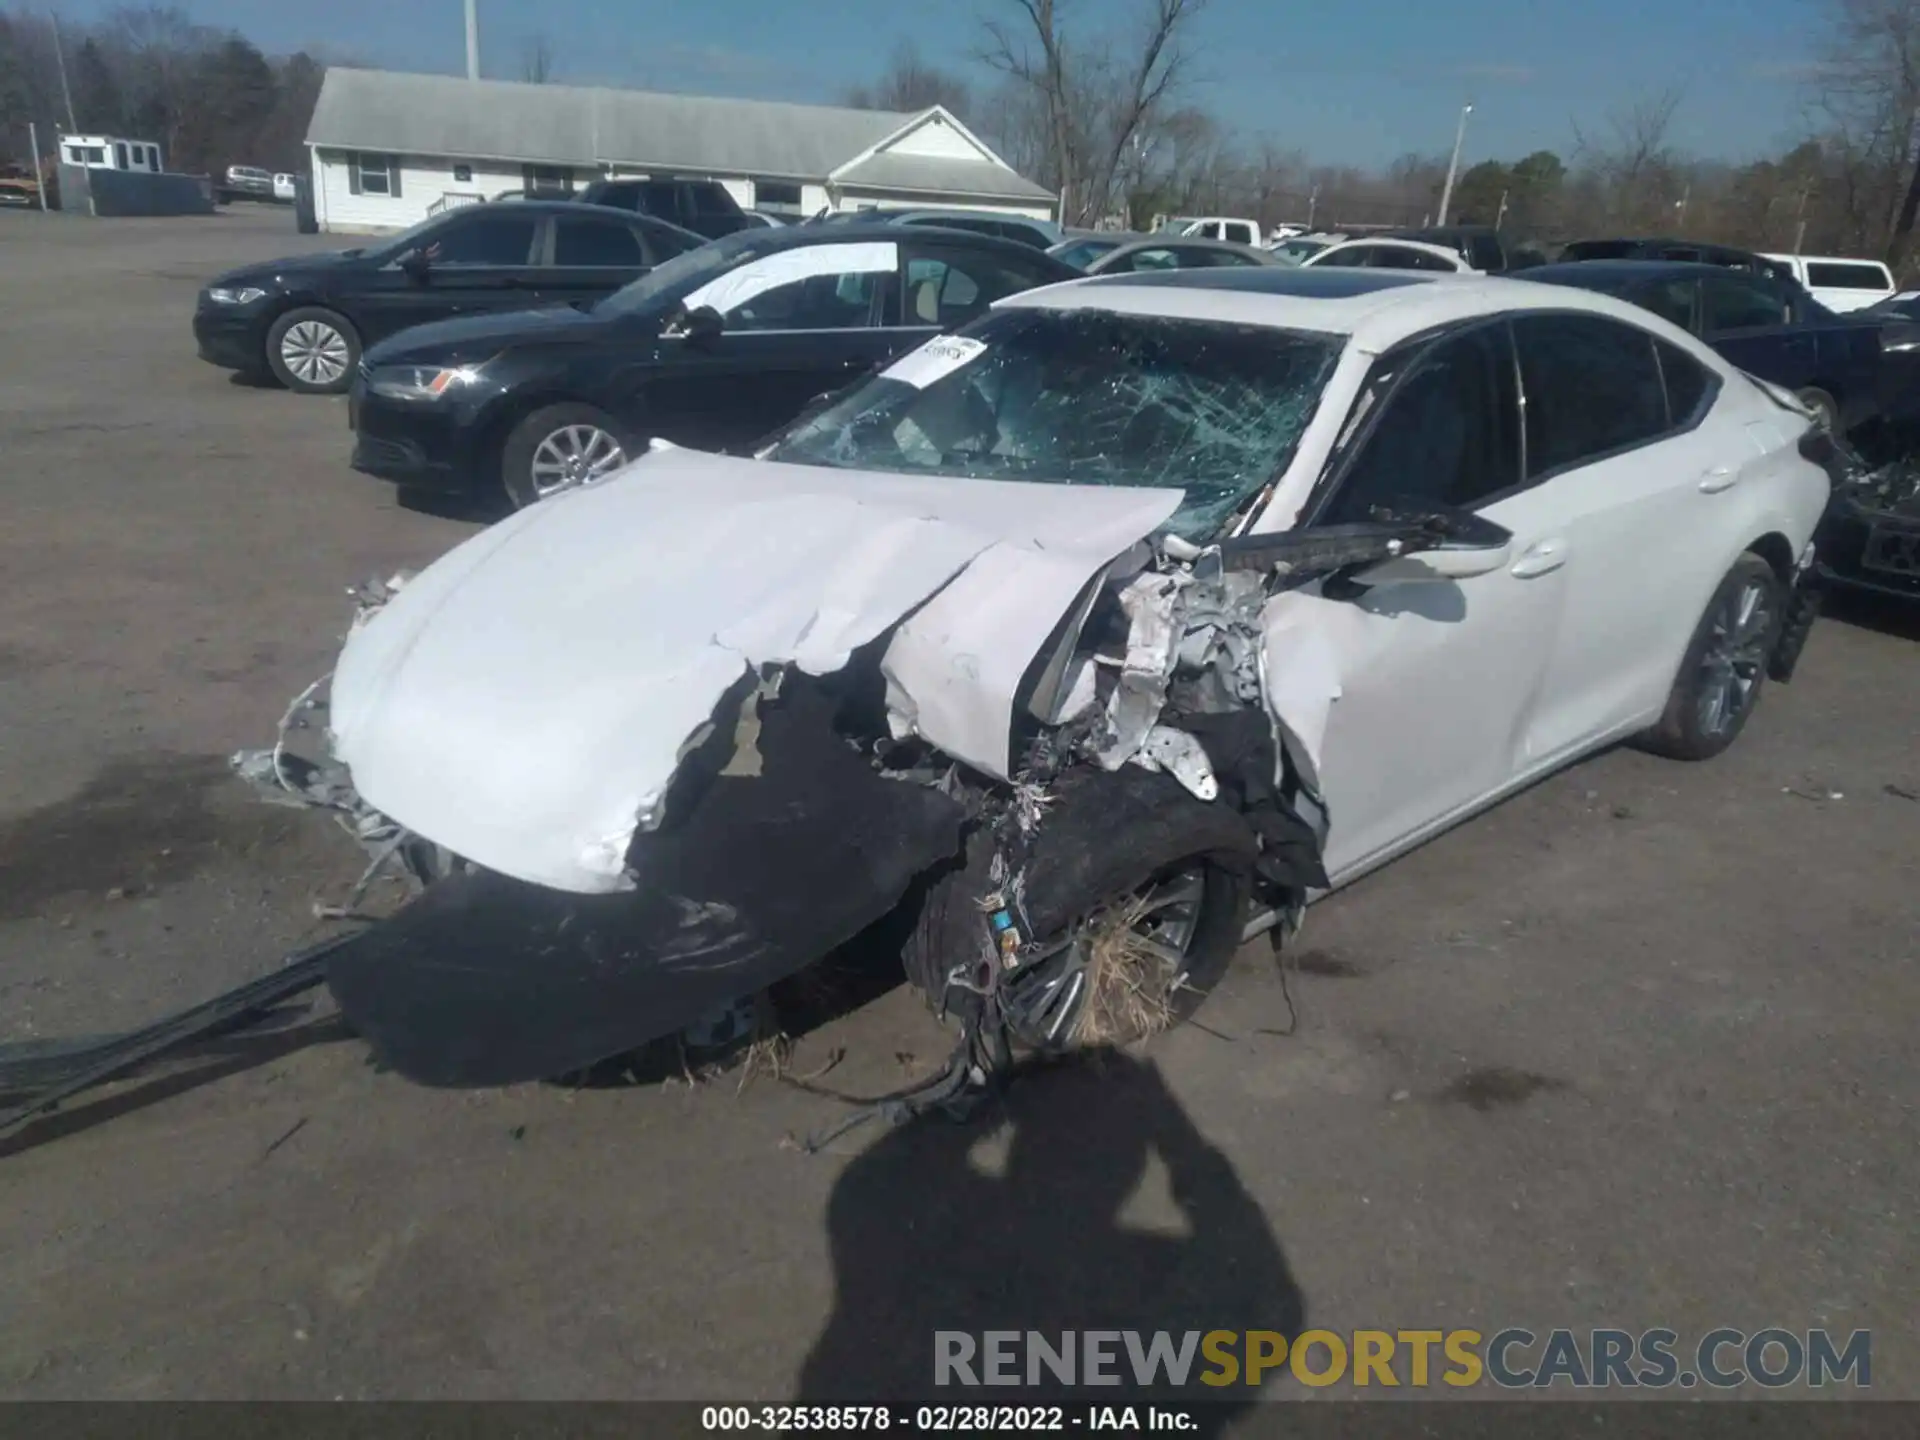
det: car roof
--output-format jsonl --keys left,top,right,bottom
{"left": 1525, "top": 259, "right": 1771, "bottom": 283}
{"left": 439, "top": 199, "right": 648, "bottom": 219}
{"left": 1762, "top": 251, "right": 1891, "bottom": 267}
{"left": 1003, "top": 265, "right": 1697, "bottom": 354}
{"left": 707, "top": 220, "right": 1072, "bottom": 264}
{"left": 1098, "top": 236, "right": 1273, "bottom": 257}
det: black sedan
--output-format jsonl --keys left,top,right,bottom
{"left": 348, "top": 224, "right": 1079, "bottom": 508}
{"left": 1526, "top": 260, "right": 1885, "bottom": 435}
{"left": 193, "top": 201, "right": 703, "bottom": 395}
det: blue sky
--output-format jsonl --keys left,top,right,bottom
{"left": 54, "top": 0, "right": 1825, "bottom": 166}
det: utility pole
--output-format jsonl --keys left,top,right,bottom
{"left": 1495, "top": 188, "right": 1509, "bottom": 231}
{"left": 1674, "top": 182, "right": 1691, "bottom": 229}
{"left": 1306, "top": 184, "right": 1318, "bottom": 230}
{"left": 28, "top": 122, "right": 49, "bottom": 210}
{"left": 464, "top": 0, "right": 480, "bottom": 81}
{"left": 1792, "top": 184, "right": 1811, "bottom": 254}
{"left": 49, "top": 10, "right": 78, "bottom": 134}
{"left": 1435, "top": 102, "right": 1473, "bottom": 227}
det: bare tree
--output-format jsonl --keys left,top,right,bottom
{"left": 518, "top": 32, "right": 555, "bottom": 84}
{"left": 1570, "top": 87, "right": 1684, "bottom": 231}
{"left": 842, "top": 41, "right": 971, "bottom": 116}
{"left": 981, "top": 0, "right": 1207, "bottom": 226}
{"left": 1814, "top": 0, "right": 1920, "bottom": 260}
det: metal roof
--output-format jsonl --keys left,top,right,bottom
{"left": 828, "top": 151, "right": 1054, "bottom": 203}
{"left": 306, "top": 68, "right": 918, "bottom": 180}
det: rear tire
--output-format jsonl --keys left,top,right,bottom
{"left": 1637, "top": 554, "right": 1783, "bottom": 761}
{"left": 499, "top": 403, "right": 637, "bottom": 509}
{"left": 265, "top": 307, "right": 359, "bottom": 394}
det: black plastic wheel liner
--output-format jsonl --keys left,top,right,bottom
{"left": 325, "top": 683, "right": 967, "bottom": 1088}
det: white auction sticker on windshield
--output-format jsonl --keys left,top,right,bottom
{"left": 881, "top": 335, "right": 988, "bottom": 389}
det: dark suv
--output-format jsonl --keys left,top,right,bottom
{"left": 577, "top": 178, "right": 752, "bottom": 240}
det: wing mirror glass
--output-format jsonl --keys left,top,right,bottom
{"left": 665, "top": 304, "right": 724, "bottom": 346}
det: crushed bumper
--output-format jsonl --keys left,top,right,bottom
{"left": 323, "top": 681, "right": 966, "bottom": 1086}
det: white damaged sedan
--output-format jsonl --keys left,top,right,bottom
{"left": 278, "top": 266, "right": 1835, "bottom": 1089}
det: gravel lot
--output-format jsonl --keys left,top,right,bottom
{"left": 1, "top": 209, "right": 1916, "bottom": 1403}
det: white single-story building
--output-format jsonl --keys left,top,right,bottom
{"left": 303, "top": 67, "right": 1056, "bottom": 233}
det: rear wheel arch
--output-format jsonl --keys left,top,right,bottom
{"left": 1746, "top": 531, "right": 1796, "bottom": 585}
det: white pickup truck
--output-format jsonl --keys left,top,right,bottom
{"left": 1161, "top": 215, "right": 1263, "bottom": 247}
{"left": 1762, "top": 252, "right": 1897, "bottom": 313}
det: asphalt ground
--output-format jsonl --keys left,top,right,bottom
{"left": 0, "top": 208, "right": 1915, "bottom": 1404}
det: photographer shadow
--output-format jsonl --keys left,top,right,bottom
{"left": 798, "top": 1050, "right": 1303, "bottom": 1429}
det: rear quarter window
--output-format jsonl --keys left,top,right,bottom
{"left": 1655, "top": 341, "right": 1716, "bottom": 426}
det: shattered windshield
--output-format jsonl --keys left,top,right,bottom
{"left": 766, "top": 309, "right": 1341, "bottom": 541}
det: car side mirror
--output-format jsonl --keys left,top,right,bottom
{"left": 1214, "top": 498, "right": 1513, "bottom": 587}
{"left": 399, "top": 248, "right": 430, "bottom": 282}
{"left": 666, "top": 304, "right": 724, "bottom": 347}
{"left": 1347, "top": 498, "right": 1512, "bottom": 585}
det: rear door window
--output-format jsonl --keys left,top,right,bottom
{"left": 1655, "top": 340, "right": 1715, "bottom": 426}
{"left": 1320, "top": 323, "right": 1522, "bottom": 523}
{"left": 902, "top": 248, "right": 1055, "bottom": 326}
{"left": 1313, "top": 245, "right": 1371, "bottom": 268}
{"left": 1702, "top": 273, "right": 1790, "bottom": 332}
{"left": 553, "top": 215, "right": 647, "bottom": 267}
{"left": 1377, "top": 245, "right": 1456, "bottom": 271}
{"left": 1630, "top": 278, "right": 1698, "bottom": 331}
{"left": 1513, "top": 314, "right": 1668, "bottom": 477}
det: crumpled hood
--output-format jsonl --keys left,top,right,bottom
{"left": 330, "top": 449, "right": 1181, "bottom": 893}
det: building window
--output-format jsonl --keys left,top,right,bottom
{"left": 756, "top": 179, "right": 802, "bottom": 211}
{"left": 523, "top": 163, "right": 573, "bottom": 197}
{"left": 347, "top": 152, "right": 400, "bottom": 197}
{"left": 453, "top": 163, "right": 473, "bottom": 184}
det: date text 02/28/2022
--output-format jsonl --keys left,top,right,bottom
{"left": 701, "top": 1405, "right": 1194, "bottom": 1431}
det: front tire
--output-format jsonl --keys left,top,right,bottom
{"left": 266, "top": 307, "right": 360, "bottom": 394}
{"left": 499, "top": 403, "right": 636, "bottom": 509}
{"left": 1638, "top": 554, "right": 1783, "bottom": 761}
{"left": 903, "top": 769, "right": 1253, "bottom": 1051}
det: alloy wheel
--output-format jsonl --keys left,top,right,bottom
{"left": 1001, "top": 863, "right": 1209, "bottom": 1048}
{"left": 280, "top": 321, "right": 350, "bottom": 386}
{"left": 528, "top": 424, "right": 627, "bottom": 499}
{"left": 1696, "top": 578, "right": 1773, "bottom": 738}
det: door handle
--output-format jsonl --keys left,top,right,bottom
{"left": 1699, "top": 465, "right": 1741, "bottom": 493}
{"left": 1509, "top": 537, "right": 1568, "bottom": 578}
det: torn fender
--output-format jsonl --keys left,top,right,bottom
{"left": 328, "top": 449, "right": 1180, "bottom": 895}
{"left": 325, "top": 684, "right": 967, "bottom": 1086}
